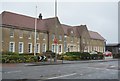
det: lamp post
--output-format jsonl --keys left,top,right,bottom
{"left": 34, "top": 6, "right": 37, "bottom": 56}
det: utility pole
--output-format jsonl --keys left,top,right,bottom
{"left": 54, "top": 0, "right": 57, "bottom": 62}
{"left": 34, "top": 6, "right": 37, "bottom": 56}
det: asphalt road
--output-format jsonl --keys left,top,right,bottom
{"left": 2, "top": 60, "right": 119, "bottom": 80}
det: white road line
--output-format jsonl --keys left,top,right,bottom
{"left": 87, "top": 67, "right": 118, "bottom": 71}
{"left": 48, "top": 73, "right": 77, "bottom": 79}
{"left": 5, "top": 70, "right": 22, "bottom": 74}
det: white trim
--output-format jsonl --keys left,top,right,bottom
{"left": 9, "top": 42, "right": 15, "bottom": 52}
{"left": 52, "top": 44, "right": 55, "bottom": 52}
{"left": 58, "top": 44, "right": 62, "bottom": 54}
{"left": 42, "top": 43, "right": 46, "bottom": 52}
{"left": 36, "top": 43, "right": 40, "bottom": 53}
{"left": 18, "top": 42, "right": 24, "bottom": 53}
{"left": 28, "top": 43, "right": 32, "bottom": 53}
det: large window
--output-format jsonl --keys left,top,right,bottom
{"left": 9, "top": 42, "right": 15, "bottom": 52}
{"left": 59, "top": 44, "right": 62, "bottom": 53}
{"left": 36, "top": 43, "right": 40, "bottom": 53}
{"left": 10, "top": 28, "right": 14, "bottom": 37}
{"left": 28, "top": 43, "right": 32, "bottom": 53}
{"left": 42, "top": 43, "right": 46, "bottom": 52}
{"left": 52, "top": 44, "right": 55, "bottom": 52}
{"left": 19, "top": 42, "right": 23, "bottom": 53}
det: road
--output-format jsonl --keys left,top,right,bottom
{"left": 2, "top": 60, "right": 119, "bottom": 81}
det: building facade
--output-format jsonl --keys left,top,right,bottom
{"left": 1, "top": 11, "right": 105, "bottom": 54}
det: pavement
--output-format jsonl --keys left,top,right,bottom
{"left": 1, "top": 58, "right": 118, "bottom": 67}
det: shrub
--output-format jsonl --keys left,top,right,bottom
{"left": 2, "top": 55, "right": 44, "bottom": 63}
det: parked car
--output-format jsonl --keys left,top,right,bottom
{"left": 103, "top": 51, "right": 112, "bottom": 57}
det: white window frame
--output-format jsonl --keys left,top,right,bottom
{"left": 9, "top": 42, "right": 15, "bottom": 52}
{"left": 19, "top": 42, "right": 24, "bottom": 53}
{"left": 52, "top": 44, "right": 55, "bottom": 52}
{"left": 42, "top": 43, "right": 46, "bottom": 52}
{"left": 36, "top": 43, "right": 40, "bottom": 53}
{"left": 58, "top": 44, "right": 62, "bottom": 54}
{"left": 28, "top": 43, "right": 32, "bottom": 53}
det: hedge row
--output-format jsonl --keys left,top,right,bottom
{"left": 1, "top": 52, "right": 47, "bottom": 63}
{"left": 58, "top": 52, "right": 104, "bottom": 61}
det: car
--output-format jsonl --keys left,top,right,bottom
{"left": 103, "top": 51, "right": 112, "bottom": 57}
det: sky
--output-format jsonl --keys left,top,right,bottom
{"left": 0, "top": 0, "right": 119, "bottom": 44}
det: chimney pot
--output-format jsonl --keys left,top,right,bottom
{"left": 39, "top": 13, "right": 42, "bottom": 19}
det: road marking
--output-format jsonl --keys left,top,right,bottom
{"left": 48, "top": 73, "right": 77, "bottom": 79}
{"left": 110, "top": 65, "right": 116, "bottom": 68}
{"left": 4, "top": 70, "right": 22, "bottom": 74}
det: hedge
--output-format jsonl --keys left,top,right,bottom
{"left": 1, "top": 52, "right": 47, "bottom": 63}
{"left": 62, "top": 52, "right": 104, "bottom": 61}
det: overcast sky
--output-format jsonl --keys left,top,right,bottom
{"left": 0, "top": 0, "right": 119, "bottom": 44}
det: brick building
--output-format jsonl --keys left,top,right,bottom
{"left": 1, "top": 11, "right": 105, "bottom": 54}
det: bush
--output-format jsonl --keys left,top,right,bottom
{"left": 2, "top": 54, "right": 43, "bottom": 63}
{"left": 80, "top": 52, "right": 91, "bottom": 60}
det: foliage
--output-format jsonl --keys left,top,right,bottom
{"left": 2, "top": 52, "right": 47, "bottom": 63}
{"left": 62, "top": 52, "right": 104, "bottom": 61}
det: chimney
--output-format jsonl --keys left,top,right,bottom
{"left": 39, "top": 13, "right": 42, "bottom": 20}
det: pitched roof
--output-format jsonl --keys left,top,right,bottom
{"left": 89, "top": 31, "right": 105, "bottom": 40}
{"left": 61, "top": 24, "right": 71, "bottom": 35}
{"left": 1, "top": 11, "right": 57, "bottom": 31}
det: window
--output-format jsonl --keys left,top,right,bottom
{"left": 19, "top": 42, "right": 23, "bottom": 53}
{"left": 52, "top": 34, "right": 55, "bottom": 40}
{"left": 9, "top": 42, "right": 15, "bottom": 52}
{"left": 10, "top": 29, "right": 14, "bottom": 37}
{"left": 59, "top": 35, "right": 62, "bottom": 41}
{"left": 28, "top": 43, "right": 32, "bottom": 53}
{"left": 36, "top": 32, "right": 39, "bottom": 40}
{"left": 19, "top": 30, "right": 23, "bottom": 38}
{"left": 36, "top": 43, "right": 40, "bottom": 53}
{"left": 42, "top": 43, "right": 46, "bottom": 52}
{"left": 52, "top": 44, "right": 55, "bottom": 52}
{"left": 59, "top": 45, "right": 62, "bottom": 53}
{"left": 28, "top": 32, "right": 32, "bottom": 39}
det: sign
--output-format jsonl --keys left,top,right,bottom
{"left": 39, "top": 56, "right": 46, "bottom": 61}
